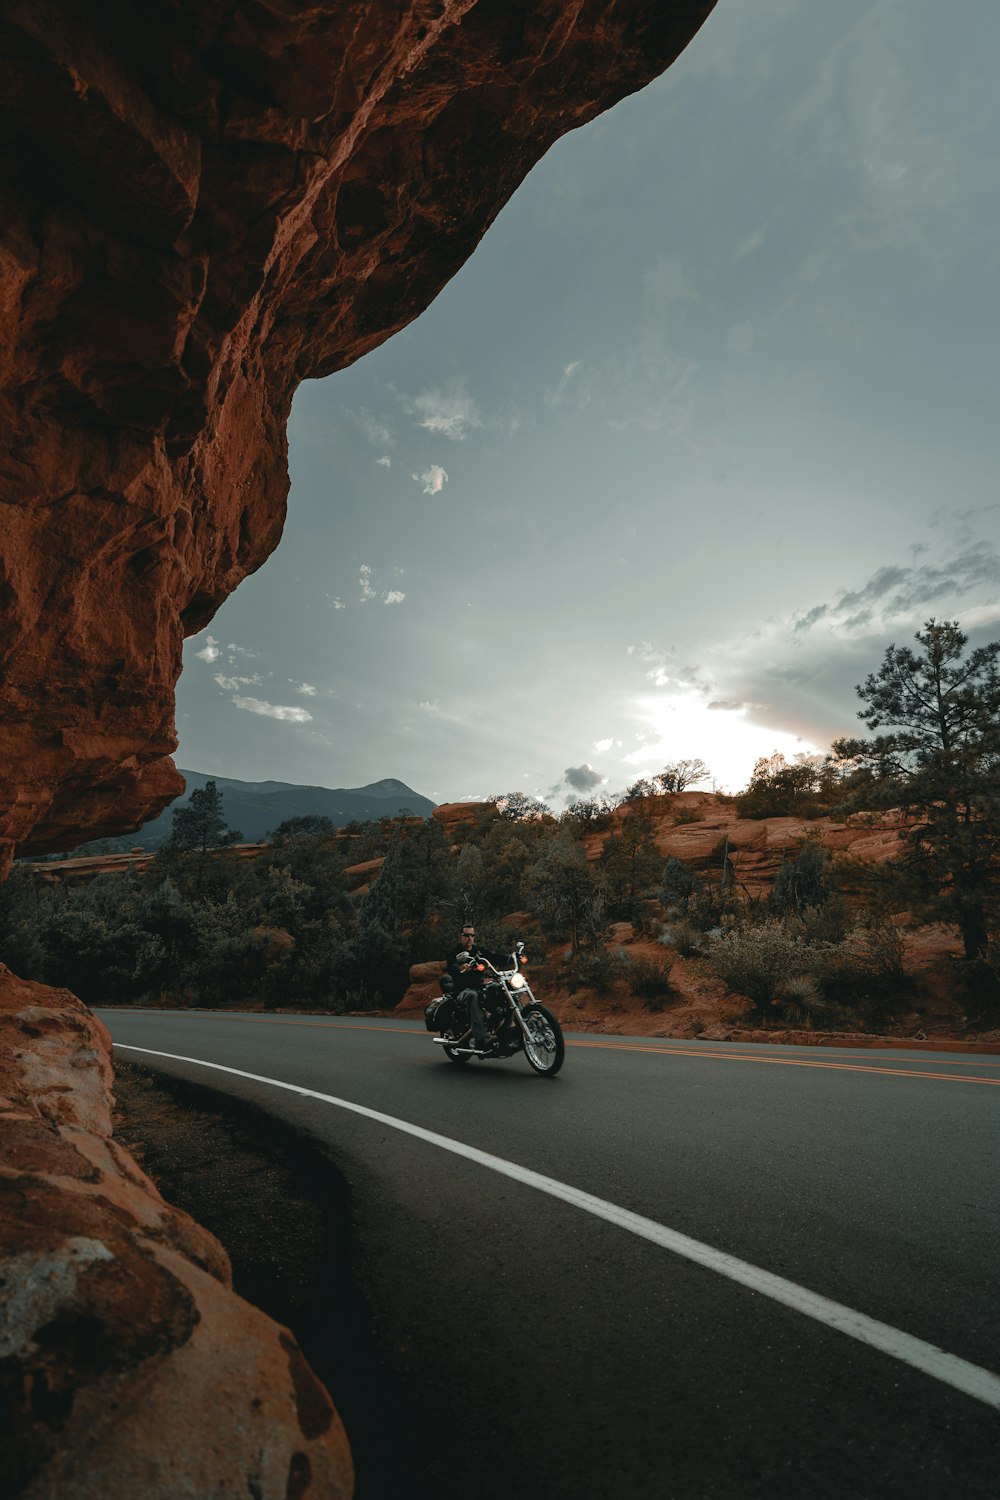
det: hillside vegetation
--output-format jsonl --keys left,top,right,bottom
{"left": 3, "top": 621, "right": 997, "bottom": 1038}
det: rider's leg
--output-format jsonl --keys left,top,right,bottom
{"left": 461, "top": 987, "right": 488, "bottom": 1047}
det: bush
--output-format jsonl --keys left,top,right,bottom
{"left": 658, "top": 921, "right": 703, "bottom": 958}
{"left": 706, "top": 919, "right": 815, "bottom": 1018}
{"left": 673, "top": 806, "right": 704, "bottom": 825}
{"left": 627, "top": 954, "right": 676, "bottom": 1009}
{"left": 795, "top": 897, "right": 851, "bottom": 947}
{"left": 570, "top": 945, "right": 630, "bottom": 994}
{"left": 774, "top": 974, "right": 828, "bottom": 1028}
{"left": 659, "top": 857, "right": 696, "bottom": 913}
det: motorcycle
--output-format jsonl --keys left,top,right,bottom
{"left": 424, "top": 941, "right": 565, "bottom": 1077}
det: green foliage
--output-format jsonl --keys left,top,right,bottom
{"left": 833, "top": 618, "right": 1000, "bottom": 959}
{"left": 771, "top": 839, "right": 828, "bottom": 914}
{"left": 706, "top": 919, "right": 816, "bottom": 1018}
{"left": 560, "top": 795, "right": 622, "bottom": 836}
{"left": 489, "top": 791, "right": 551, "bottom": 821}
{"left": 773, "top": 974, "right": 828, "bottom": 1028}
{"left": 658, "top": 920, "right": 703, "bottom": 958}
{"left": 626, "top": 954, "right": 676, "bottom": 1008}
{"left": 734, "top": 753, "right": 844, "bottom": 820}
{"left": 167, "top": 779, "right": 244, "bottom": 852}
{"left": 269, "top": 814, "right": 336, "bottom": 840}
{"left": 672, "top": 806, "right": 704, "bottom": 825}
{"left": 659, "top": 857, "right": 696, "bottom": 912}
{"left": 599, "top": 804, "right": 661, "bottom": 916}
{"left": 0, "top": 866, "right": 50, "bottom": 975}
{"left": 523, "top": 834, "right": 606, "bottom": 956}
{"left": 569, "top": 945, "right": 630, "bottom": 994}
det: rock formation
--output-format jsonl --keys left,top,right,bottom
{"left": 0, "top": 964, "right": 353, "bottom": 1498}
{"left": 0, "top": 0, "right": 716, "bottom": 869}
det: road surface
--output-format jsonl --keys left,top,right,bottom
{"left": 97, "top": 1008, "right": 1000, "bottom": 1499}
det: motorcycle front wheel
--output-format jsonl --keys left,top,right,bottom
{"left": 520, "top": 1004, "right": 565, "bottom": 1077}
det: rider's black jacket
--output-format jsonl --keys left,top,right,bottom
{"left": 445, "top": 943, "right": 504, "bottom": 994}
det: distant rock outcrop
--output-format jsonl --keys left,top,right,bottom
{"left": 582, "top": 792, "right": 907, "bottom": 898}
{"left": 0, "top": 965, "right": 352, "bottom": 1498}
{"left": 0, "top": 0, "right": 716, "bottom": 869}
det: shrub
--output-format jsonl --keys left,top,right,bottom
{"left": 795, "top": 897, "right": 851, "bottom": 947}
{"left": 774, "top": 974, "right": 828, "bottom": 1028}
{"left": 627, "top": 954, "right": 676, "bottom": 1009}
{"left": 673, "top": 806, "right": 704, "bottom": 825}
{"left": 659, "top": 857, "right": 696, "bottom": 914}
{"left": 571, "top": 945, "right": 630, "bottom": 994}
{"left": 706, "top": 919, "right": 815, "bottom": 1018}
{"left": 658, "top": 921, "right": 703, "bottom": 958}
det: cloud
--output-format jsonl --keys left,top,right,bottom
{"left": 792, "top": 546, "right": 1000, "bottom": 638}
{"left": 349, "top": 407, "right": 394, "bottom": 450}
{"left": 296, "top": 682, "right": 318, "bottom": 696}
{"left": 326, "top": 594, "right": 346, "bottom": 609}
{"left": 414, "top": 464, "right": 448, "bottom": 496}
{"left": 649, "top": 526, "right": 1000, "bottom": 763}
{"left": 544, "top": 360, "right": 582, "bottom": 407}
{"left": 231, "top": 696, "right": 313, "bottom": 723}
{"left": 214, "top": 673, "right": 263, "bottom": 692}
{"left": 383, "top": 590, "right": 405, "bottom": 605}
{"left": 359, "top": 564, "right": 376, "bottom": 601}
{"left": 735, "top": 227, "right": 766, "bottom": 260}
{"left": 195, "top": 635, "right": 220, "bottom": 663}
{"left": 376, "top": 455, "right": 392, "bottom": 468}
{"left": 402, "top": 380, "right": 481, "bottom": 441}
{"left": 562, "top": 763, "right": 605, "bottom": 793}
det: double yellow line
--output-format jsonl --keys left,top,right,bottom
{"left": 143, "top": 1012, "right": 1000, "bottom": 1088}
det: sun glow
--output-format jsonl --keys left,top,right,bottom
{"left": 624, "top": 692, "right": 819, "bottom": 793}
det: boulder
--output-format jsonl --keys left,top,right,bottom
{"left": 0, "top": 964, "right": 353, "bottom": 1499}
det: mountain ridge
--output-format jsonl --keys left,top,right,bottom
{"left": 70, "top": 770, "right": 439, "bottom": 851}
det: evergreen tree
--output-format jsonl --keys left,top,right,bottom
{"left": 167, "top": 780, "right": 244, "bottom": 853}
{"left": 834, "top": 619, "right": 1000, "bottom": 958}
{"left": 599, "top": 804, "right": 662, "bottom": 913}
{"left": 352, "top": 839, "right": 408, "bottom": 1006}
{"left": 524, "top": 834, "right": 605, "bottom": 956}
{"left": 269, "top": 814, "right": 336, "bottom": 840}
{"left": 659, "top": 857, "right": 696, "bottom": 913}
{"left": 771, "top": 840, "right": 828, "bottom": 914}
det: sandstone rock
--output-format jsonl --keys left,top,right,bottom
{"left": 0, "top": 2, "right": 717, "bottom": 862}
{"left": 432, "top": 801, "right": 488, "bottom": 844}
{"left": 0, "top": 965, "right": 353, "bottom": 1498}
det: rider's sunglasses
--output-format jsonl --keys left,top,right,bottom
{"left": 462, "top": 931, "right": 475, "bottom": 939}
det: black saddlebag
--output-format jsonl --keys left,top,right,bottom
{"left": 425, "top": 995, "right": 455, "bottom": 1032}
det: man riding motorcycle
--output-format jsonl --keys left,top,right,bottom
{"left": 444, "top": 925, "right": 505, "bottom": 1052}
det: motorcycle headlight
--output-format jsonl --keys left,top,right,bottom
{"left": 509, "top": 972, "right": 526, "bottom": 989}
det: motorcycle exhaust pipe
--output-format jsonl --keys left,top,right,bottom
{"left": 431, "top": 1037, "right": 483, "bottom": 1055}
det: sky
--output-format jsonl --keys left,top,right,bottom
{"left": 177, "top": 0, "right": 1000, "bottom": 808}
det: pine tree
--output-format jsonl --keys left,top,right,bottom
{"left": 167, "top": 780, "right": 243, "bottom": 853}
{"left": 834, "top": 619, "right": 1000, "bottom": 958}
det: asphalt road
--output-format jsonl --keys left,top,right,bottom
{"left": 97, "top": 1009, "right": 1000, "bottom": 1500}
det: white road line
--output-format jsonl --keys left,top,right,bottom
{"left": 115, "top": 1043, "right": 1000, "bottom": 1414}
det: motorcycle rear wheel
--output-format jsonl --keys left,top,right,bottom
{"left": 443, "top": 1042, "right": 470, "bottom": 1063}
{"left": 521, "top": 1004, "right": 565, "bottom": 1077}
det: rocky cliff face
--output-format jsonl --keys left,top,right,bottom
{"left": 0, "top": 965, "right": 353, "bottom": 1498}
{"left": 0, "top": 0, "right": 715, "bottom": 868}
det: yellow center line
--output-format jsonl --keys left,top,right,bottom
{"left": 125, "top": 1012, "right": 1000, "bottom": 1086}
{"left": 565, "top": 1038, "right": 1000, "bottom": 1086}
